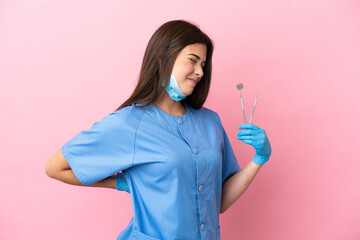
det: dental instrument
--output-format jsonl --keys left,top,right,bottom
{"left": 236, "top": 83, "right": 247, "bottom": 123}
{"left": 249, "top": 88, "right": 259, "bottom": 124}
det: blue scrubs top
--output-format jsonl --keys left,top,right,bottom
{"left": 62, "top": 103, "right": 241, "bottom": 240}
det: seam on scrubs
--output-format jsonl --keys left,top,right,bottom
{"left": 130, "top": 110, "right": 146, "bottom": 167}
{"left": 221, "top": 127, "right": 226, "bottom": 170}
{"left": 221, "top": 126, "right": 242, "bottom": 187}
{"left": 212, "top": 112, "right": 223, "bottom": 129}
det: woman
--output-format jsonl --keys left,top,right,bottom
{"left": 45, "top": 20, "right": 272, "bottom": 240}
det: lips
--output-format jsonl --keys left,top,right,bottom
{"left": 188, "top": 78, "right": 198, "bottom": 85}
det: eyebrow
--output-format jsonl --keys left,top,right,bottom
{"left": 188, "top": 54, "right": 206, "bottom": 64}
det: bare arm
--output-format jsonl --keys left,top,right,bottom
{"left": 220, "top": 159, "right": 262, "bottom": 213}
{"left": 45, "top": 148, "right": 116, "bottom": 189}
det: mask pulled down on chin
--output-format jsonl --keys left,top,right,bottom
{"left": 162, "top": 74, "right": 187, "bottom": 102}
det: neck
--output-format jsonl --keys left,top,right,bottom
{"left": 154, "top": 92, "right": 187, "bottom": 116}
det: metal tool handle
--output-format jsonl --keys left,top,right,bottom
{"left": 240, "top": 90, "right": 246, "bottom": 123}
{"left": 249, "top": 88, "right": 259, "bottom": 124}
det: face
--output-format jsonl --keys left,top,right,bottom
{"left": 171, "top": 43, "right": 207, "bottom": 96}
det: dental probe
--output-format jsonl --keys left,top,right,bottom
{"left": 249, "top": 88, "right": 259, "bottom": 124}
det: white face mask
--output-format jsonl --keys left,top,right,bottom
{"left": 162, "top": 74, "right": 187, "bottom": 102}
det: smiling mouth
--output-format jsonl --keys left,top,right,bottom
{"left": 188, "top": 78, "right": 198, "bottom": 85}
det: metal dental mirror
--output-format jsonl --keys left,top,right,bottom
{"left": 236, "top": 83, "right": 259, "bottom": 124}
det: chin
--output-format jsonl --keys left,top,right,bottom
{"left": 184, "top": 86, "right": 195, "bottom": 95}
{"left": 184, "top": 90, "right": 194, "bottom": 96}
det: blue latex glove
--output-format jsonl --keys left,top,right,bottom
{"left": 237, "top": 123, "right": 272, "bottom": 165}
{"left": 116, "top": 172, "right": 130, "bottom": 193}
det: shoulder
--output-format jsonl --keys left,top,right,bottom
{"left": 98, "top": 104, "right": 146, "bottom": 132}
{"left": 197, "top": 106, "right": 219, "bottom": 117}
{"left": 112, "top": 104, "right": 146, "bottom": 122}
{"left": 194, "top": 106, "right": 220, "bottom": 119}
{"left": 190, "top": 106, "right": 223, "bottom": 127}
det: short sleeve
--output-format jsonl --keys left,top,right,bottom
{"left": 61, "top": 110, "right": 139, "bottom": 185}
{"left": 221, "top": 126, "right": 241, "bottom": 185}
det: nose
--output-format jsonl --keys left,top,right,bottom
{"left": 195, "top": 65, "right": 204, "bottom": 79}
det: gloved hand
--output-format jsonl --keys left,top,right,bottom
{"left": 237, "top": 123, "right": 272, "bottom": 165}
{"left": 116, "top": 172, "right": 130, "bottom": 193}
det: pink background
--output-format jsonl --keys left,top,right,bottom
{"left": 1, "top": 0, "right": 359, "bottom": 239}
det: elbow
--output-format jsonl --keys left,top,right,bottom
{"left": 45, "top": 148, "right": 70, "bottom": 181}
{"left": 45, "top": 158, "right": 57, "bottom": 179}
{"left": 45, "top": 159, "right": 52, "bottom": 178}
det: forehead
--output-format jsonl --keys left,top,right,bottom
{"left": 180, "top": 43, "right": 207, "bottom": 60}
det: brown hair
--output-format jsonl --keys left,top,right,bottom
{"left": 115, "top": 20, "right": 214, "bottom": 111}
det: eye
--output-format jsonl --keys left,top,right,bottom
{"left": 189, "top": 58, "right": 196, "bottom": 63}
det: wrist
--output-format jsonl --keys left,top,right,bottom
{"left": 252, "top": 153, "right": 269, "bottom": 165}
